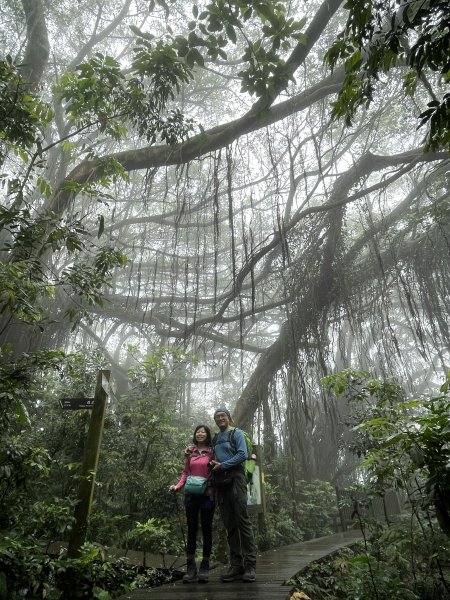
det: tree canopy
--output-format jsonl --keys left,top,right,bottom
{"left": 325, "top": 0, "right": 450, "bottom": 150}
{"left": 1, "top": 0, "right": 449, "bottom": 478}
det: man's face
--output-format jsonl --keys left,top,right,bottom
{"left": 214, "top": 411, "right": 230, "bottom": 430}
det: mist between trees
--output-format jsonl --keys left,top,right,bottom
{"left": 1, "top": 0, "right": 450, "bottom": 598}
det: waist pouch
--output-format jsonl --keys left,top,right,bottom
{"left": 185, "top": 475, "right": 208, "bottom": 495}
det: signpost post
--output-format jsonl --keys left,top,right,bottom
{"left": 66, "top": 369, "right": 111, "bottom": 558}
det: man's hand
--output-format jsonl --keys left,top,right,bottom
{"left": 211, "top": 459, "right": 222, "bottom": 472}
{"left": 184, "top": 445, "right": 195, "bottom": 457}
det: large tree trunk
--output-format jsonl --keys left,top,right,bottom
{"left": 20, "top": 0, "right": 49, "bottom": 89}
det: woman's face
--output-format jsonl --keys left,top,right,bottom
{"left": 195, "top": 427, "right": 207, "bottom": 444}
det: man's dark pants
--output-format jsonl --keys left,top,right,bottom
{"left": 218, "top": 469, "right": 256, "bottom": 569}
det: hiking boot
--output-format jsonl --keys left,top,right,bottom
{"left": 182, "top": 558, "right": 198, "bottom": 583}
{"left": 220, "top": 565, "right": 244, "bottom": 582}
{"left": 198, "top": 558, "right": 209, "bottom": 583}
{"left": 242, "top": 567, "right": 256, "bottom": 582}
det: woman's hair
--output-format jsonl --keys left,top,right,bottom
{"left": 192, "top": 424, "right": 212, "bottom": 446}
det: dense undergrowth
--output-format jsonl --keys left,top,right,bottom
{"left": 0, "top": 539, "right": 181, "bottom": 600}
{"left": 289, "top": 519, "right": 450, "bottom": 600}
{"left": 289, "top": 368, "right": 450, "bottom": 600}
{"left": 2, "top": 351, "right": 450, "bottom": 598}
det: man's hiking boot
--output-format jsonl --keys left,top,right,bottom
{"left": 182, "top": 558, "right": 198, "bottom": 583}
{"left": 220, "top": 565, "right": 244, "bottom": 582}
{"left": 198, "top": 558, "right": 209, "bottom": 583}
{"left": 242, "top": 567, "right": 256, "bottom": 582}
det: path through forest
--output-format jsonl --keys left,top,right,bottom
{"left": 116, "top": 530, "right": 362, "bottom": 599}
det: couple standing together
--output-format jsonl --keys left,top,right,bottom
{"left": 169, "top": 407, "right": 257, "bottom": 583}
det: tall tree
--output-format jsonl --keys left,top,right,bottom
{"left": 1, "top": 0, "right": 449, "bottom": 482}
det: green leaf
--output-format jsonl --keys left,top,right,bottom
{"left": 15, "top": 399, "right": 30, "bottom": 426}
{"left": 186, "top": 48, "right": 204, "bottom": 67}
{"left": 405, "top": 0, "right": 430, "bottom": 24}
{"left": 345, "top": 50, "right": 362, "bottom": 72}
{"left": 226, "top": 25, "right": 237, "bottom": 44}
{"left": 256, "top": 3, "right": 275, "bottom": 22}
{"left": 37, "top": 177, "right": 52, "bottom": 198}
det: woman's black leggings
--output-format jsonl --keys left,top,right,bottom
{"left": 184, "top": 494, "right": 215, "bottom": 558}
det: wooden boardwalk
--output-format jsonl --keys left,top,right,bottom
{"left": 116, "top": 529, "right": 362, "bottom": 600}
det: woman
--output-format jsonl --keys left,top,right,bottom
{"left": 169, "top": 424, "right": 215, "bottom": 583}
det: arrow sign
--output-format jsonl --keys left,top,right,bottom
{"left": 60, "top": 397, "right": 95, "bottom": 410}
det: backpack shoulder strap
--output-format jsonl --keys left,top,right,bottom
{"left": 229, "top": 427, "right": 237, "bottom": 449}
{"left": 213, "top": 429, "right": 236, "bottom": 447}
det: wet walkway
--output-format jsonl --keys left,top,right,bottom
{"left": 115, "top": 529, "right": 362, "bottom": 600}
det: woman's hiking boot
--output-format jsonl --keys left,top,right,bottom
{"left": 182, "top": 557, "right": 198, "bottom": 583}
{"left": 198, "top": 558, "right": 210, "bottom": 582}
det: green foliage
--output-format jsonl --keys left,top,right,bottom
{"left": 288, "top": 546, "right": 358, "bottom": 599}
{"left": 323, "top": 369, "right": 450, "bottom": 536}
{"left": 127, "top": 345, "right": 191, "bottom": 385}
{"left": 294, "top": 479, "right": 337, "bottom": 539}
{"left": 0, "top": 58, "right": 126, "bottom": 331}
{"left": 29, "top": 497, "right": 75, "bottom": 540}
{"left": 0, "top": 206, "right": 128, "bottom": 325}
{"left": 0, "top": 346, "right": 192, "bottom": 597}
{"left": 134, "top": 0, "right": 307, "bottom": 99}
{"left": 10, "top": 344, "right": 189, "bottom": 530}
{"left": 258, "top": 455, "right": 337, "bottom": 550}
{"left": 126, "top": 518, "right": 182, "bottom": 563}
{"left": 0, "top": 210, "right": 128, "bottom": 328}
{"left": 56, "top": 49, "right": 193, "bottom": 145}
{"left": 0, "top": 348, "right": 91, "bottom": 530}
{"left": 0, "top": 537, "right": 175, "bottom": 600}
{"left": 324, "top": 0, "right": 450, "bottom": 150}
{"left": 40, "top": 1, "right": 308, "bottom": 151}
{"left": 315, "top": 369, "right": 450, "bottom": 597}
{"left": 87, "top": 512, "right": 129, "bottom": 548}
{"left": 0, "top": 0, "right": 308, "bottom": 334}
{"left": 0, "top": 56, "right": 52, "bottom": 166}
{"left": 0, "top": 535, "right": 55, "bottom": 600}
{"left": 260, "top": 511, "right": 301, "bottom": 550}
{"left": 63, "top": 247, "right": 128, "bottom": 314}
{"left": 95, "top": 389, "right": 186, "bottom": 522}
{"left": 56, "top": 1, "right": 307, "bottom": 144}
{"left": 290, "top": 519, "right": 450, "bottom": 599}
{"left": 0, "top": 437, "right": 51, "bottom": 529}
{"left": 0, "top": 261, "right": 52, "bottom": 324}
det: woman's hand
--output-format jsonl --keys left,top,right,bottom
{"left": 169, "top": 484, "right": 177, "bottom": 492}
{"left": 210, "top": 459, "right": 222, "bottom": 472}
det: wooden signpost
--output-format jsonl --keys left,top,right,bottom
{"left": 65, "top": 369, "right": 113, "bottom": 558}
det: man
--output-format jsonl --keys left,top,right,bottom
{"left": 211, "top": 407, "right": 257, "bottom": 583}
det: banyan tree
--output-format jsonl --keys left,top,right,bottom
{"left": 1, "top": 0, "right": 449, "bottom": 485}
